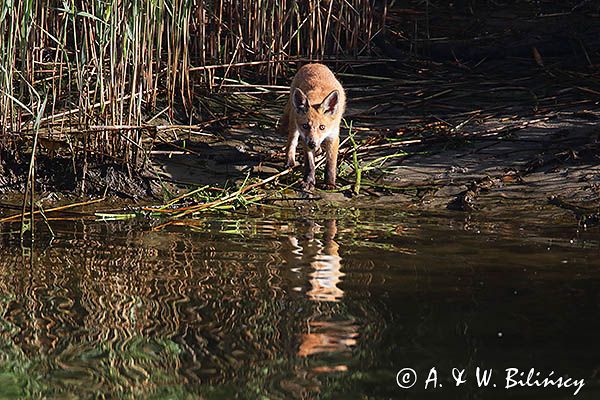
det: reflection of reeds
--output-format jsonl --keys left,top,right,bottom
{"left": 0, "top": 216, "right": 392, "bottom": 397}
{"left": 0, "top": 222, "right": 296, "bottom": 396}
{"left": 0, "top": 0, "right": 383, "bottom": 166}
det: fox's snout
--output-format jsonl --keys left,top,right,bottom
{"left": 304, "top": 133, "right": 318, "bottom": 150}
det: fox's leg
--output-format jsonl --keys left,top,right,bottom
{"left": 322, "top": 131, "right": 339, "bottom": 189}
{"left": 281, "top": 102, "right": 298, "bottom": 168}
{"left": 285, "top": 129, "right": 299, "bottom": 168}
{"left": 302, "top": 146, "right": 316, "bottom": 190}
{"left": 323, "top": 219, "right": 339, "bottom": 255}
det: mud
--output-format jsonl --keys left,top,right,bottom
{"left": 0, "top": 154, "right": 156, "bottom": 199}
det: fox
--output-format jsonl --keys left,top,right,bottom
{"left": 280, "top": 63, "right": 346, "bottom": 190}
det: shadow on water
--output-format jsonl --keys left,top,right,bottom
{"left": 0, "top": 209, "right": 599, "bottom": 399}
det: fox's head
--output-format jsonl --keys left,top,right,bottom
{"left": 292, "top": 88, "right": 341, "bottom": 151}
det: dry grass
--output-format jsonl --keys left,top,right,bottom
{"left": 0, "top": 0, "right": 384, "bottom": 166}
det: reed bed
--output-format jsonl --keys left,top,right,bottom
{"left": 0, "top": 0, "right": 383, "bottom": 167}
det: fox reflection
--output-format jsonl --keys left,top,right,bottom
{"left": 284, "top": 219, "right": 344, "bottom": 302}
{"left": 297, "top": 319, "right": 359, "bottom": 360}
{"left": 282, "top": 220, "right": 359, "bottom": 362}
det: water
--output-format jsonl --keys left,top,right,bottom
{"left": 0, "top": 208, "right": 598, "bottom": 399}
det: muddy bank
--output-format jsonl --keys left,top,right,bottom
{"left": 0, "top": 154, "right": 159, "bottom": 200}
{"left": 1, "top": 65, "right": 599, "bottom": 227}
{"left": 381, "top": 117, "right": 600, "bottom": 214}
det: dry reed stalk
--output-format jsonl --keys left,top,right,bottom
{"left": 1, "top": 0, "right": 381, "bottom": 162}
{"left": 0, "top": 197, "right": 107, "bottom": 223}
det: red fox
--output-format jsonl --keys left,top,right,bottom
{"left": 280, "top": 63, "right": 346, "bottom": 190}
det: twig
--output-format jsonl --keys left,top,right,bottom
{"left": 0, "top": 198, "right": 107, "bottom": 223}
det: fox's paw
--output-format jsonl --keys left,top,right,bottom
{"left": 285, "top": 160, "right": 298, "bottom": 169}
{"left": 320, "top": 183, "right": 337, "bottom": 191}
{"left": 300, "top": 181, "right": 315, "bottom": 192}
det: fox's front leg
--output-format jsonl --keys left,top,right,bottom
{"left": 322, "top": 133, "right": 339, "bottom": 189}
{"left": 302, "top": 147, "right": 316, "bottom": 191}
{"left": 285, "top": 129, "right": 299, "bottom": 168}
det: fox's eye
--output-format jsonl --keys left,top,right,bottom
{"left": 302, "top": 123, "right": 310, "bottom": 130}
{"left": 319, "top": 124, "right": 326, "bottom": 130}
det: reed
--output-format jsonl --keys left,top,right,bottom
{"left": 0, "top": 0, "right": 384, "bottom": 168}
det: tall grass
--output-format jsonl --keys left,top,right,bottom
{"left": 0, "top": 0, "right": 383, "bottom": 167}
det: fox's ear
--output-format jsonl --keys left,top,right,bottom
{"left": 321, "top": 90, "right": 339, "bottom": 115}
{"left": 292, "top": 88, "right": 309, "bottom": 113}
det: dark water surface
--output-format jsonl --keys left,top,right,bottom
{"left": 0, "top": 208, "right": 598, "bottom": 399}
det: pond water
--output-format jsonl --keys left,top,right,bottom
{"left": 0, "top": 208, "right": 598, "bottom": 399}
